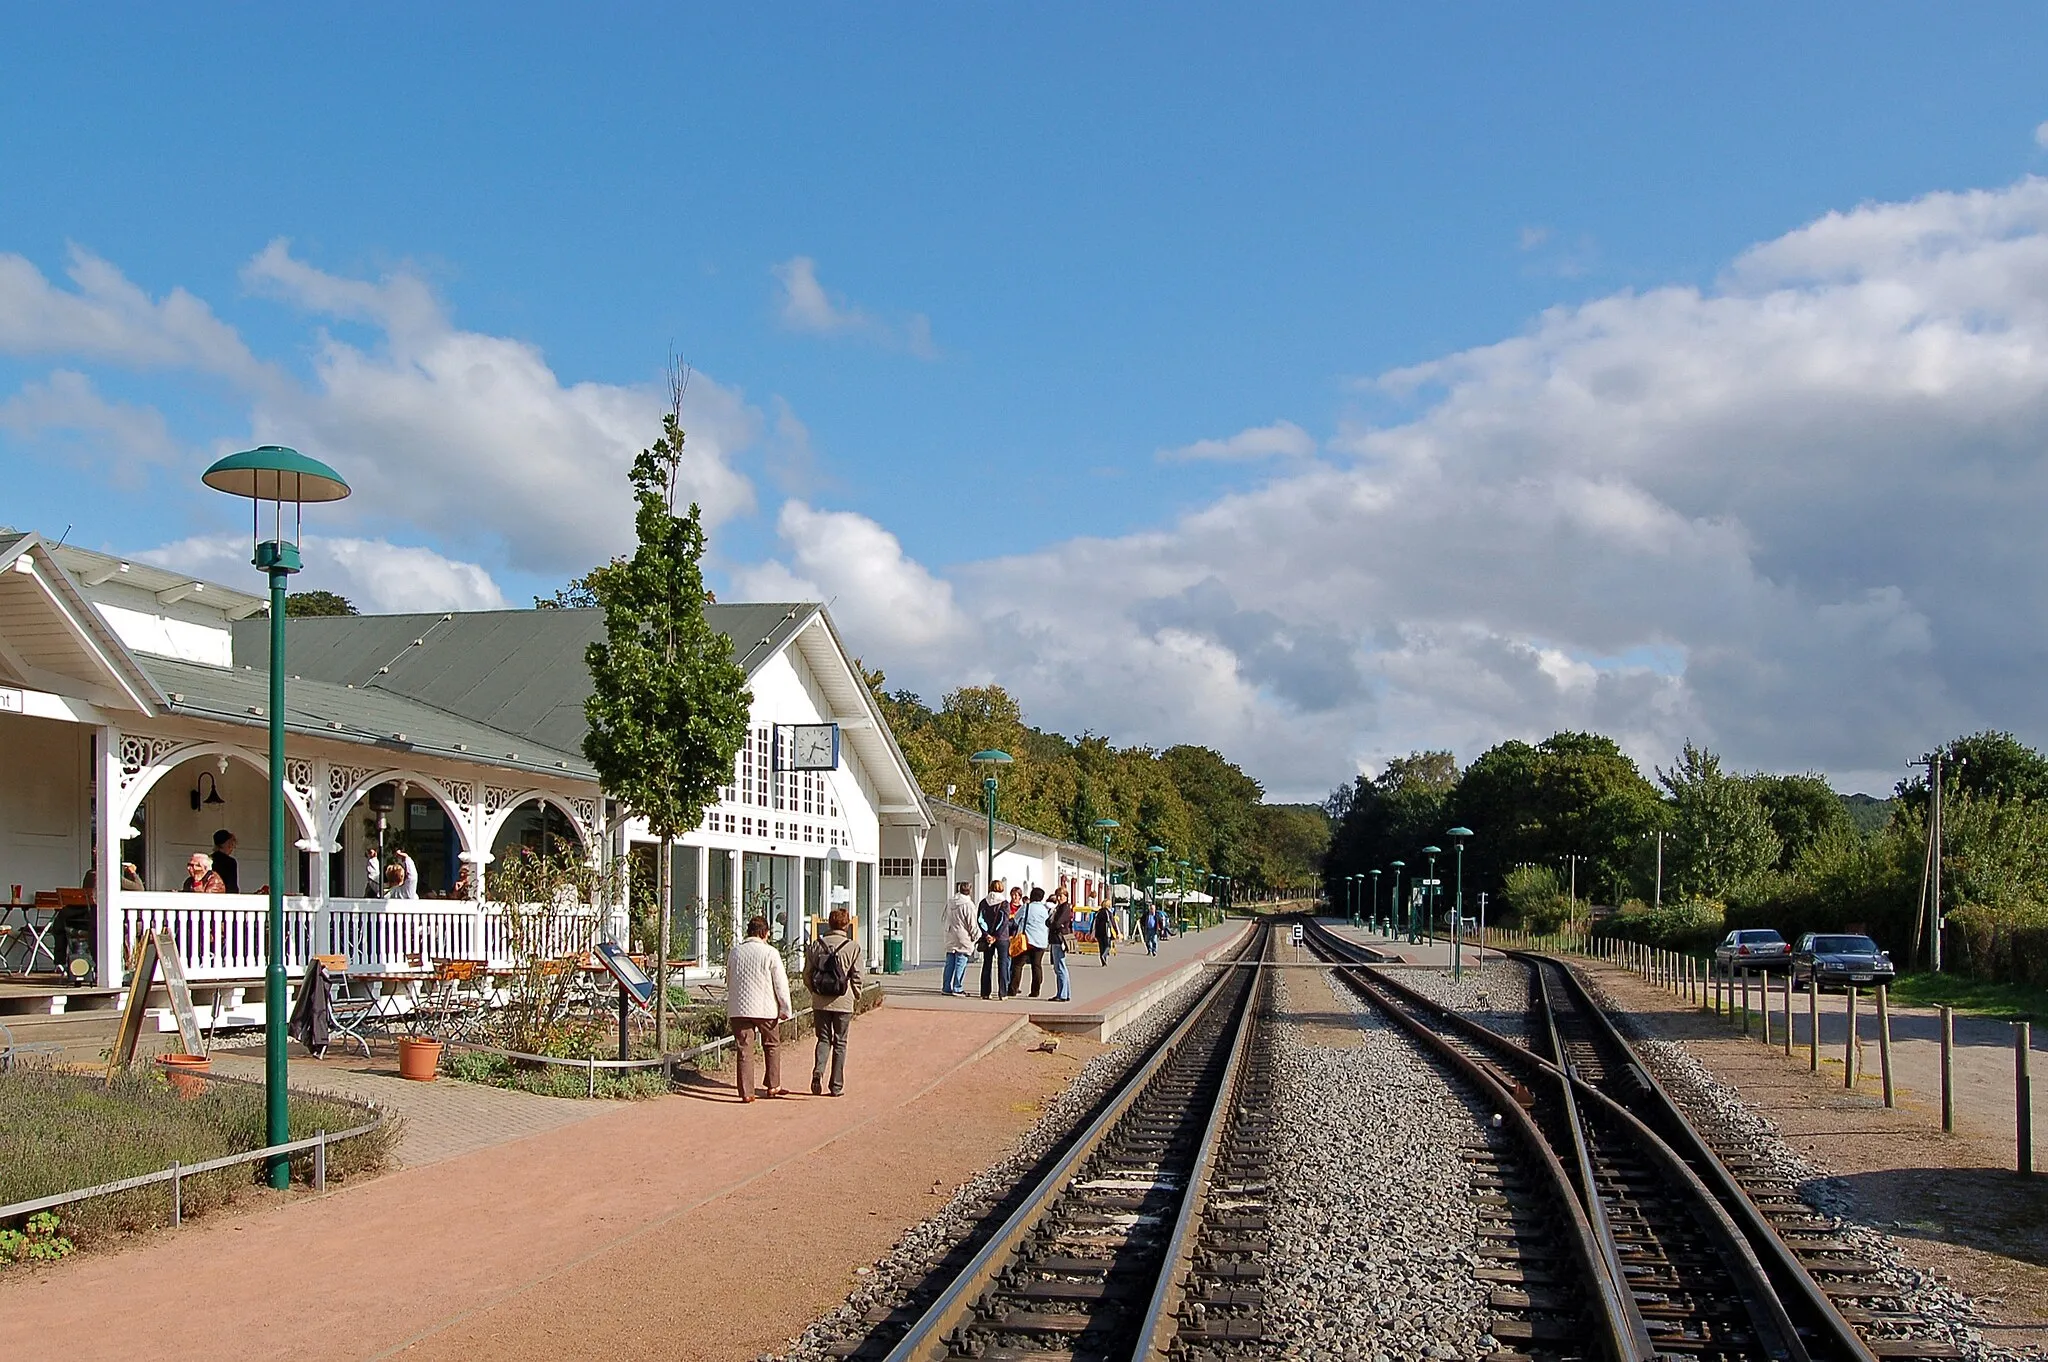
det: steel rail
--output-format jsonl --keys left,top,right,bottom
{"left": 1521, "top": 951, "right": 1881, "bottom": 1362}
{"left": 1298, "top": 922, "right": 1641, "bottom": 1362}
{"left": 1305, "top": 919, "right": 1815, "bottom": 1361}
{"left": 1132, "top": 923, "right": 1270, "bottom": 1360}
{"left": 880, "top": 923, "right": 1267, "bottom": 1362}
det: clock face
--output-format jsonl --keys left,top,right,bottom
{"left": 790, "top": 723, "right": 839, "bottom": 770}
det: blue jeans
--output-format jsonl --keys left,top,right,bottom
{"left": 1050, "top": 941, "right": 1070, "bottom": 999}
{"left": 1143, "top": 928, "right": 1158, "bottom": 955}
{"left": 942, "top": 950, "right": 970, "bottom": 994}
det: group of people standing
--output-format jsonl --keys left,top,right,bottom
{"left": 940, "top": 879, "right": 1117, "bottom": 1003}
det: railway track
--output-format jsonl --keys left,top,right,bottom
{"left": 872, "top": 922, "right": 1275, "bottom": 1362}
{"left": 1304, "top": 918, "right": 1963, "bottom": 1362}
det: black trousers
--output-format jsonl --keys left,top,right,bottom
{"left": 1008, "top": 945, "right": 1045, "bottom": 997}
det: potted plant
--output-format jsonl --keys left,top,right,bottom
{"left": 156, "top": 1050, "right": 211, "bottom": 1097}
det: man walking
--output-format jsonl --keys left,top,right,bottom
{"left": 726, "top": 915, "right": 792, "bottom": 1102}
{"left": 210, "top": 830, "right": 240, "bottom": 894}
{"left": 978, "top": 879, "right": 1013, "bottom": 999}
{"left": 942, "top": 881, "right": 978, "bottom": 996}
{"left": 1141, "top": 904, "right": 1161, "bottom": 956}
{"left": 806, "top": 908, "right": 863, "bottom": 1097}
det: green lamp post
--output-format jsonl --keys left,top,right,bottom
{"left": 1390, "top": 860, "right": 1406, "bottom": 941}
{"left": 1145, "top": 844, "right": 1165, "bottom": 923}
{"left": 1370, "top": 868, "right": 1382, "bottom": 934}
{"left": 201, "top": 445, "right": 350, "bottom": 1189}
{"left": 1447, "top": 827, "right": 1474, "bottom": 981}
{"left": 1092, "top": 818, "right": 1119, "bottom": 920}
{"left": 970, "top": 751, "right": 1012, "bottom": 891}
{"left": 1421, "top": 845, "right": 1442, "bottom": 946}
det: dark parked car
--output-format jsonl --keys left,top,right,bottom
{"left": 1792, "top": 934, "right": 1895, "bottom": 990}
{"left": 1713, "top": 928, "right": 1791, "bottom": 973}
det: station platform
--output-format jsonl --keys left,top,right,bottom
{"left": 882, "top": 918, "right": 1253, "bottom": 1041}
{"left": 1317, "top": 918, "right": 1512, "bottom": 971}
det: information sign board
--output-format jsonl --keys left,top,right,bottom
{"left": 594, "top": 941, "right": 657, "bottom": 1011}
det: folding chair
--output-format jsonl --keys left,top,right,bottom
{"left": 316, "top": 953, "right": 374, "bottom": 1059}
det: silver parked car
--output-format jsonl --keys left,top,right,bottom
{"left": 1712, "top": 928, "right": 1791, "bottom": 973}
{"left": 1792, "top": 934, "right": 1895, "bottom": 990}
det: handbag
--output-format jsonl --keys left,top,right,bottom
{"left": 1008, "top": 932, "right": 1028, "bottom": 959}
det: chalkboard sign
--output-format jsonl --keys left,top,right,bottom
{"left": 593, "top": 941, "right": 656, "bottom": 1011}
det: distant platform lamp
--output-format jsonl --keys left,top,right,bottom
{"left": 970, "top": 751, "right": 1012, "bottom": 890}
{"left": 202, "top": 444, "right": 350, "bottom": 1189}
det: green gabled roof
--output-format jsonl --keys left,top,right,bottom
{"left": 229, "top": 603, "right": 817, "bottom": 760}
{"left": 138, "top": 654, "right": 594, "bottom": 779}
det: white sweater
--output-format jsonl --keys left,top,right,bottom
{"left": 726, "top": 937, "right": 793, "bottom": 1020}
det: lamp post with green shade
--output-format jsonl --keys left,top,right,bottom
{"left": 201, "top": 445, "right": 350, "bottom": 1189}
{"left": 1447, "top": 827, "right": 1474, "bottom": 981}
{"left": 970, "top": 751, "right": 1012, "bottom": 896}
{"left": 1092, "top": 818, "right": 1119, "bottom": 923}
{"left": 1176, "top": 859, "right": 1191, "bottom": 931}
{"left": 1390, "top": 860, "right": 1406, "bottom": 941}
{"left": 1350, "top": 873, "right": 1363, "bottom": 926}
{"left": 1370, "top": 868, "right": 1382, "bottom": 934}
{"left": 1145, "top": 845, "right": 1165, "bottom": 927}
{"left": 1421, "top": 846, "right": 1442, "bottom": 945}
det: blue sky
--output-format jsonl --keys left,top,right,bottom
{"left": 7, "top": 6, "right": 2048, "bottom": 796}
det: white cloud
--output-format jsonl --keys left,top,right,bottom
{"left": 732, "top": 501, "right": 967, "bottom": 655}
{"left": 0, "top": 246, "right": 269, "bottom": 384}
{"left": 139, "top": 533, "right": 508, "bottom": 613}
{"left": 0, "top": 370, "right": 178, "bottom": 471}
{"left": 771, "top": 255, "right": 937, "bottom": 358}
{"left": 2035, "top": 120, "right": 2048, "bottom": 151}
{"left": 745, "top": 174, "right": 2048, "bottom": 800}
{"left": 1159, "top": 419, "right": 1317, "bottom": 462}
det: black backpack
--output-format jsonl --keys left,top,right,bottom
{"left": 808, "top": 936, "right": 852, "bottom": 998}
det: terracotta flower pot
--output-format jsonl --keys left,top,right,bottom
{"left": 156, "top": 1053, "right": 211, "bottom": 1098}
{"left": 397, "top": 1036, "right": 442, "bottom": 1082}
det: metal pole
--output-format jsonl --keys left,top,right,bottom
{"left": 1941, "top": 1005, "right": 1955, "bottom": 1133}
{"left": 1452, "top": 842, "right": 1465, "bottom": 982}
{"left": 618, "top": 982, "right": 630, "bottom": 1061}
{"left": 1654, "top": 831, "right": 1663, "bottom": 910}
{"left": 1877, "top": 984, "right": 1895, "bottom": 1108}
{"left": 264, "top": 558, "right": 290, "bottom": 1189}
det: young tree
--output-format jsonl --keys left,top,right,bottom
{"left": 583, "top": 366, "right": 752, "bottom": 1052}
{"left": 283, "top": 589, "right": 357, "bottom": 617}
{"left": 1658, "top": 742, "right": 1781, "bottom": 898}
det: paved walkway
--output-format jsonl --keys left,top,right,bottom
{"left": 207, "top": 1042, "right": 610, "bottom": 1167}
{"left": 0, "top": 1005, "right": 1038, "bottom": 1361}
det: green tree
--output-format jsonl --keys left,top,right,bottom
{"left": 1896, "top": 731, "right": 2048, "bottom": 812}
{"left": 1753, "top": 773, "right": 1852, "bottom": 870}
{"left": 1658, "top": 742, "right": 1781, "bottom": 898}
{"left": 283, "top": 590, "right": 356, "bottom": 617}
{"left": 582, "top": 371, "right": 753, "bottom": 1050}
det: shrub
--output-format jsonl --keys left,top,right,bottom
{"left": 1947, "top": 899, "right": 2048, "bottom": 989}
{"left": 1603, "top": 895, "right": 1726, "bottom": 954}
{"left": 1503, "top": 866, "right": 1579, "bottom": 932}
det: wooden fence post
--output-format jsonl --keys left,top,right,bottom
{"left": 1808, "top": 978, "right": 1820, "bottom": 1073}
{"left": 1741, "top": 969, "right": 1752, "bottom": 1036}
{"left": 1845, "top": 986, "right": 1860, "bottom": 1089}
{"left": 1782, "top": 971, "right": 1793, "bottom": 1058}
{"left": 1877, "top": 985, "right": 1895, "bottom": 1108}
{"left": 1761, "top": 971, "right": 1773, "bottom": 1047}
{"left": 2020, "top": 1022, "right": 2035, "bottom": 1178}
{"left": 1940, "top": 1005, "right": 1955, "bottom": 1134}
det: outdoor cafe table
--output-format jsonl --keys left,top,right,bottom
{"left": 0, "top": 896, "right": 59, "bottom": 976}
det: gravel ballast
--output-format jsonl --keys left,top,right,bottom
{"left": 1263, "top": 967, "right": 1492, "bottom": 1362}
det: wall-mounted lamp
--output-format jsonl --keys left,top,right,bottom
{"left": 191, "top": 772, "right": 226, "bottom": 811}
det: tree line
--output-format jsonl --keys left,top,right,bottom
{"left": 1321, "top": 729, "right": 2048, "bottom": 986}
{"left": 868, "top": 676, "right": 1329, "bottom": 897}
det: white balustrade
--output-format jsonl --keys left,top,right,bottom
{"left": 120, "top": 894, "right": 602, "bottom": 982}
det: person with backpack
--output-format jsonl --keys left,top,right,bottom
{"left": 805, "top": 907, "right": 863, "bottom": 1096}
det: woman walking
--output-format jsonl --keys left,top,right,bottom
{"left": 1095, "top": 902, "right": 1117, "bottom": 964}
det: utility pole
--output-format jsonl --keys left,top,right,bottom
{"left": 1654, "top": 831, "right": 1664, "bottom": 910}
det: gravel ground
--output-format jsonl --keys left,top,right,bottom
{"left": 1263, "top": 968, "right": 1492, "bottom": 1362}
{"left": 768, "top": 966, "right": 1227, "bottom": 1362}
{"left": 1387, "top": 960, "right": 1533, "bottom": 1046}
{"left": 1574, "top": 967, "right": 2042, "bottom": 1362}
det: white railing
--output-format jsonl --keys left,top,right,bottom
{"left": 120, "top": 895, "right": 602, "bottom": 982}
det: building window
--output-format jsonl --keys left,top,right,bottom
{"left": 920, "top": 858, "right": 948, "bottom": 878}
{"left": 880, "top": 858, "right": 913, "bottom": 877}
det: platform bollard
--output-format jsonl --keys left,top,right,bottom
{"left": 1782, "top": 971, "right": 1793, "bottom": 1058}
{"left": 1940, "top": 1005, "right": 1955, "bottom": 1133}
{"left": 314, "top": 1129, "right": 327, "bottom": 1191}
{"left": 2019, "top": 1022, "right": 2035, "bottom": 1177}
{"left": 1876, "top": 986, "right": 1895, "bottom": 1108}
{"left": 1808, "top": 977, "right": 1820, "bottom": 1073}
{"left": 1845, "top": 986, "right": 1860, "bottom": 1089}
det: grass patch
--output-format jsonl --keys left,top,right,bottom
{"left": 1890, "top": 971, "right": 2048, "bottom": 1022}
{"left": 0, "top": 1064, "right": 398, "bottom": 1255}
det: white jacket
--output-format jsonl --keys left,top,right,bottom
{"left": 943, "top": 893, "right": 980, "bottom": 954}
{"left": 726, "top": 937, "right": 793, "bottom": 1021}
